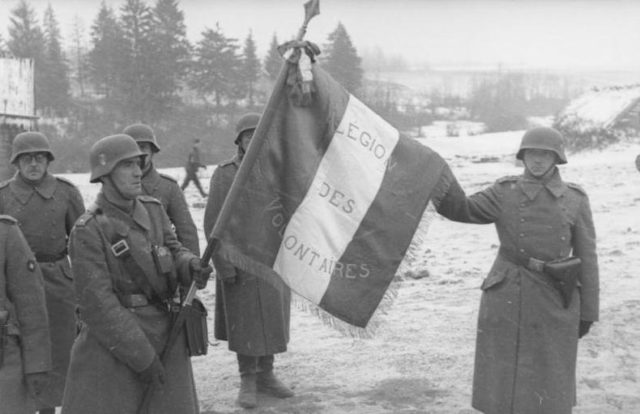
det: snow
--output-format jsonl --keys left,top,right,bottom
{"left": 556, "top": 85, "right": 640, "bottom": 133}
{"left": 61, "top": 130, "right": 640, "bottom": 413}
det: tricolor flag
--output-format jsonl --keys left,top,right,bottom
{"left": 211, "top": 62, "right": 452, "bottom": 328}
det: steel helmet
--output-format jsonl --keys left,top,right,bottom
{"left": 516, "top": 127, "right": 567, "bottom": 165}
{"left": 89, "top": 134, "right": 146, "bottom": 183}
{"left": 123, "top": 123, "right": 160, "bottom": 153}
{"left": 234, "top": 113, "right": 260, "bottom": 144}
{"left": 10, "top": 131, "right": 54, "bottom": 163}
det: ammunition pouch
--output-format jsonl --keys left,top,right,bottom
{"left": 183, "top": 298, "right": 208, "bottom": 356}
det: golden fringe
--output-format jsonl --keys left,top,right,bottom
{"left": 291, "top": 202, "right": 437, "bottom": 339}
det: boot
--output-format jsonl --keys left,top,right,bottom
{"left": 237, "top": 354, "right": 258, "bottom": 409}
{"left": 257, "top": 371, "right": 294, "bottom": 398}
{"left": 237, "top": 374, "right": 257, "bottom": 409}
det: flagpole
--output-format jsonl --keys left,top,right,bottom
{"left": 203, "top": 0, "right": 320, "bottom": 260}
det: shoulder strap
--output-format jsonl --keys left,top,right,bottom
{"left": 93, "top": 210, "right": 166, "bottom": 303}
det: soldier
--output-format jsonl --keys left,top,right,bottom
{"left": 181, "top": 138, "right": 207, "bottom": 198}
{"left": 123, "top": 123, "right": 200, "bottom": 254}
{"left": 0, "top": 215, "right": 51, "bottom": 414}
{"left": 204, "top": 113, "right": 294, "bottom": 409}
{"left": 436, "top": 127, "right": 599, "bottom": 414}
{"left": 0, "top": 131, "right": 85, "bottom": 414}
{"left": 61, "top": 134, "right": 211, "bottom": 414}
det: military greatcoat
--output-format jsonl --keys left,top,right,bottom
{"left": 0, "top": 172, "right": 84, "bottom": 407}
{"left": 0, "top": 215, "right": 51, "bottom": 414}
{"left": 62, "top": 192, "right": 199, "bottom": 414}
{"left": 142, "top": 165, "right": 200, "bottom": 254}
{"left": 204, "top": 156, "right": 290, "bottom": 356}
{"left": 436, "top": 167, "right": 599, "bottom": 414}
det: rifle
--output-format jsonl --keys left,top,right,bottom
{"left": 544, "top": 257, "right": 581, "bottom": 309}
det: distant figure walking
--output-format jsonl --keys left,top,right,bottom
{"left": 181, "top": 139, "right": 207, "bottom": 197}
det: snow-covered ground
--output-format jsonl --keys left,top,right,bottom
{"left": 63, "top": 130, "right": 640, "bottom": 413}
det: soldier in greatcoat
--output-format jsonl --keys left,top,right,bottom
{"left": 123, "top": 123, "right": 200, "bottom": 254}
{"left": 435, "top": 127, "right": 599, "bottom": 414}
{"left": 0, "top": 215, "right": 51, "bottom": 414}
{"left": 61, "top": 134, "right": 210, "bottom": 414}
{"left": 204, "top": 113, "right": 293, "bottom": 409}
{"left": 0, "top": 132, "right": 85, "bottom": 414}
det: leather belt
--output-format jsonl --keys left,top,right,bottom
{"left": 498, "top": 246, "right": 547, "bottom": 272}
{"left": 35, "top": 251, "right": 67, "bottom": 263}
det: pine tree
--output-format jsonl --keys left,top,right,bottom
{"left": 149, "top": 0, "right": 191, "bottom": 114}
{"left": 70, "top": 15, "right": 90, "bottom": 97}
{"left": 89, "top": 1, "right": 126, "bottom": 98}
{"left": 8, "top": 0, "right": 46, "bottom": 111}
{"left": 240, "top": 30, "right": 261, "bottom": 106}
{"left": 119, "top": 0, "right": 155, "bottom": 121}
{"left": 189, "top": 23, "right": 241, "bottom": 109}
{"left": 322, "top": 22, "right": 363, "bottom": 94}
{"left": 42, "top": 3, "right": 70, "bottom": 115}
{"left": 263, "top": 33, "right": 282, "bottom": 81}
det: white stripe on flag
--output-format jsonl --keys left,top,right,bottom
{"left": 273, "top": 95, "right": 400, "bottom": 303}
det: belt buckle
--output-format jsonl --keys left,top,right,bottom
{"left": 111, "top": 239, "right": 130, "bottom": 257}
{"left": 527, "top": 257, "right": 545, "bottom": 272}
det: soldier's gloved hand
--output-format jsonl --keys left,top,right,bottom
{"left": 25, "top": 372, "right": 49, "bottom": 397}
{"left": 189, "top": 258, "right": 213, "bottom": 289}
{"left": 635, "top": 154, "right": 640, "bottom": 172}
{"left": 579, "top": 320, "right": 593, "bottom": 338}
{"left": 139, "top": 355, "right": 165, "bottom": 387}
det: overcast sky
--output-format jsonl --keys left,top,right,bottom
{"left": 1, "top": 0, "right": 639, "bottom": 71}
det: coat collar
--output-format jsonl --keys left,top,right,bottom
{"left": 519, "top": 168, "right": 567, "bottom": 200}
{"left": 96, "top": 191, "right": 151, "bottom": 232}
{"left": 141, "top": 165, "right": 161, "bottom": 193}
{"left": 9, "top": 172, "right": 57, "bottom": 204}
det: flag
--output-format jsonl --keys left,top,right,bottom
{"left": 212, "top": 63, "right": 452, "bottom": 328}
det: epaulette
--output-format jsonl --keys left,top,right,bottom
{"left": 74, "top": 209, "right": 97, "bottom": 227}
{"left": 566, "top": 182, "right": 587, "bottom": 196}
{"left": 0, "top": 180, "right": 10, "bottom": 190}
{"left": 0, "top": 214, "right": 17, "bottom": 224}
{"left": 55, "top": 176, "right": 78, "bottom": 188}
{"left": 159, "top": 172, "right": 178, "bottom": 184}
{"left": 138, "top": 195, "right": 162, "bottom": 205}
{"left": 496, "top": 175, "right": 519, "bottom": 184}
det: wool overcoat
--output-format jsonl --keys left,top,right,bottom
{"left": 61, "top": 193, "right": 199, "bottom": 414}
{"left": 436, "top": 167, "right": 599, "bottom": 414}
{"left": 204, "top": 156, "right": 291, "bottom": 356}
{"left": 0, "top": 172, "right": 84, "bottom": 407}
{"left": 141, "top": 165, "right": 200, "bottom": 254}
{"left": 0, "top": 215, "right": 51, "bottom": 414}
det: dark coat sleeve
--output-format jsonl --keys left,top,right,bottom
{"left": 165, "top": 182, "right": 200, "bottom": 255}
{"left": 434, "top": 164, "right": 502, "bottom": 224}
{"left": 65, "top": 184, "right": 86, "bottom": 235}
{"left": 4, "top": 223, "right": 51, "bottom": 374}
{"left": 571, "top": 194, "right": 599, "bottom": 321}
{"left": 203, "top": 166, "right": 236, "bottom": 279}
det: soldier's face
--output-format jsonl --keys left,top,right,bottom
{"left": 523, "top": 149, "right": 557, "bottom": 178}
{"left": 17, "top": 152, "right": 49, "bottom": 181}
{"left": 137, "top": 142, "right": 154, "bottom": 172}
{"left": 110, "top": 156, "right": 143, "bottom": 199}
{"left": 239, "top": 130, "right": 254, "bottom": 153}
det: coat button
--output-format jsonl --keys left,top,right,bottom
{"left": 519, "top": 248, "right": 525, "bottom": 253}
{"left": 520, "top": 233, "right": 525, "bottom": 237}
{"left": 520, "top": 218, "right": 525, "bottom": 222}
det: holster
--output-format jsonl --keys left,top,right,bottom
{"left": 184, "top": 298, "right": 208, "bottom": 356}
{"left": 543, "top": 257, "right": 582, "bottom": 309}
{"left": 0, "top": 310, "right": 8, "bottom": 369}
